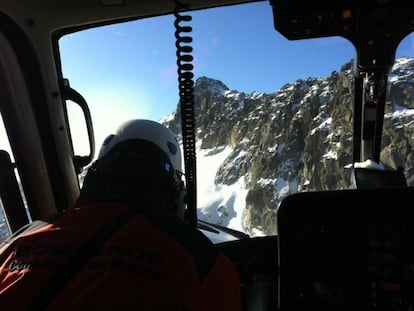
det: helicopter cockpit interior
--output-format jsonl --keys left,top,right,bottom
{"left": 0, "top": 0, "right": 413, "bottom": 310}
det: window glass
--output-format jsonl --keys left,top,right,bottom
{"left": 0, "top": 116, "right": 16, "bottom": 241}
{"left": 59, "top": 2, "right": 360, "bottom": 237}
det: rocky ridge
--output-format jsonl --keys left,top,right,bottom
{"left": 162, "top": 57, "right": 414, "bottom": 235}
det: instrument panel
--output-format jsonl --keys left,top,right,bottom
{"left": 277, "top": 187, "right": 414, "bottom": 311}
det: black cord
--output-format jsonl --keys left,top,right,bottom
{"left": 174, "top": 1, "right": 197, "bottom": 227}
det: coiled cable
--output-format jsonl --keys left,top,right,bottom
{"left": 174, "top": 1, "right": 197, "bottom": 227}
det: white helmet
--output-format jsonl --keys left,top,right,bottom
{"left": 98, "top": 119, "right": 183, "bottom": 174}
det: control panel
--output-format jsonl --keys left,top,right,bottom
{"left": 277, "top": 187, "right": 414, "bottom": 311}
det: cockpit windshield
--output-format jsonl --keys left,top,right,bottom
{"left": 47, "top": 1, "right": 414, "bottom": 239}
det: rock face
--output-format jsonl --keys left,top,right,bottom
{"left": 162, "top": 57, "right": 414, "bottom": 236}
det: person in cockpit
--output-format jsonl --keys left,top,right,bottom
{"left": 0, "top": 119, "right": 242, "bottom": 310}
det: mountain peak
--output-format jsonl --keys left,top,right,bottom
{"left": 195, "top": 76, "right": 229, "bottom": 96}
{"left": 163, "top": 56, "right": 414, "bottom": 236}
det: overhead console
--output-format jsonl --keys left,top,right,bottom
{"left": 269, "top": 0, "right": 414, "bottom": 73}
{"left": 277, "top": 187, "right": 414, "bottom": 310}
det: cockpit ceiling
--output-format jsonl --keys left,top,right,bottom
{"left": 0, "top": 0, "right": 263, "bottom": 34}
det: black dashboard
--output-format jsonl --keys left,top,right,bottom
{"left": 277, "top": 187, "right": 414, "bottom": 311}
{"left": 218, "top": 187, "right": 414, "bottom": 310}
{"left": 218, "top": 235, "right": 278, "bottom": 310}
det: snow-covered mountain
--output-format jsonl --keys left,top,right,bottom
{"left": 162, "top": 57, "right": 414, "bottom": 236}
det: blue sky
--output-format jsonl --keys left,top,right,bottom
{"left": 59, "top": 2, "right": 357, "bottom": 120}
{"left": 58, "top": 0, "right": 414, "bottom": 154}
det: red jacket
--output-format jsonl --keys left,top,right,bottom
{"left": 0, "top": 201, "right": 242, "bottom": 310}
